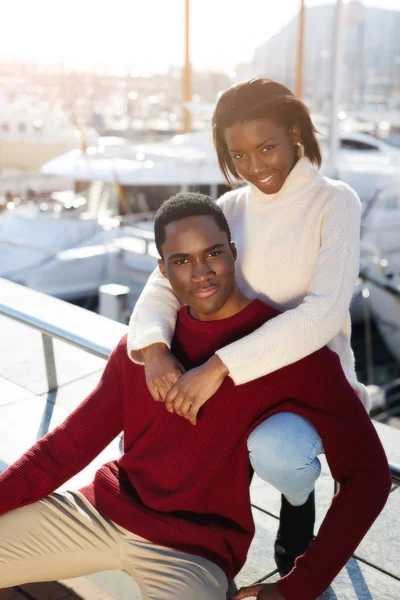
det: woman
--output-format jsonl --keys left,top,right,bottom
{"left": 126, "top": 78, "right": 369, "bottom": 586}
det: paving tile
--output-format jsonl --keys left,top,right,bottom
{"left": 0, "top": 589, "right": 24, "bottom": 600}
{"left": 86, "top": 571, "right": 142, "bottom": 600}
{"left": 19, "top": 581, "right": 73, "bottom": 600}
{"left": 0, "top": 316, "right": 106, "bottom": 395}
{"left": 354, "top": 488, "right": 400, "bottom": 578}
{"left": 0, "top": 395, "right": 121, "bottom": 490}
{"left": 60, "top": 576, "right": 125, "bottom": 600}
{"left": 42, "top": 371, "right": 103, "bottom": 413}
{"left": 259, "top": 557, "right": 400, "bottom": 599}
{"left": 0, "top": 376, "right": 36, "bottom": 406}
{"left": 374, "top": 420, "right": 400, "bottom": 465}
{"left": 233, "top": 506, "right": 279, "bottom": 589}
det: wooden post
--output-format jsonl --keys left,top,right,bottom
{"left": 296, "top": 0, "right": 305, "bottom": 99}
{"left": 182, "top": 0, "right": 192, "bottom": 133}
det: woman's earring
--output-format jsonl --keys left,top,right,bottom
{"left": 296, "top": 142, "right": 305, "bottom": 158}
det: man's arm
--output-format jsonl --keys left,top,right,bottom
{"left": 0, "top": 337, "right": 125, "bottom": 517}
{"left": 275, "top": 350, "right": 391, "bottom": 600}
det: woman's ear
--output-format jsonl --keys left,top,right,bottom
{"left": 291, "top": 124, "right": 302, "bottom": 145}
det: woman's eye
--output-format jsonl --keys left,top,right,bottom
{"left": 233, "top": 153, "right": 244, "bottom": 160}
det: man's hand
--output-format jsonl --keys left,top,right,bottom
{"left": 233, "top": 583, "right": 285, "bottom": 600}
{"left": 142, "top": 343, "right": 185, "bottom": 402}
{"left": 165, "top": 355, "right": 229, "bottom": 425}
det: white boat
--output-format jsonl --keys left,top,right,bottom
{"left": 351, "top": 177, "right": 400, "bottom": 323}
{"left": 361, "top": 257, "right": 400, "bottom": 367}
{"left": 317, "top": 127, "right": 400, "bottom": 203}
{"left": 351, "top": 177, "right": 400, "bottom": 367}
{"left": 40, "top": 127, "right": 400, "bottom": 205}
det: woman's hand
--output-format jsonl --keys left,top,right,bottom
{"left": 142, "top": 343, "right": 185, "bottom": 402}
{"left": 165, "top": 355, "right": 229, "bottom": 425}
{"left": 233, "top": 583, "right": 285, "bottom": 600}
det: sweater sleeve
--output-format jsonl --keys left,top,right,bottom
{"left": 216, "top": 186, "right": 362, "bottom": 385}
{"left": 275, "top": 350, "right": 391, "bottom": 600}
{"left": 0, "top": 338, "right": 125, "bottom": 517}
{"left": 127, "top": 266, "right": 181, "bottom": 364}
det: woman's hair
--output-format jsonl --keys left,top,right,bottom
{"left": 212, "top": 78, "right": 322, "bottom": 186}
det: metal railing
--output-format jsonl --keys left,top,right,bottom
{"left": 0, "top": 302, "right": 116, "bottom": 390}
{"left": 0, "top": 281, "right": 399, "bottom": 489}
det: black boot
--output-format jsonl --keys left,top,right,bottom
{"left": 274, "top": 490, "right": 315, "bottom": 577}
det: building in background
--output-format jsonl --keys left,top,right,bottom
{"left": 248, "top": 1, "right": 400, "bottom": 113}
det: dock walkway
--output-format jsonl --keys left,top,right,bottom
{"left": 1, "top": 280, "right": 400, "bottom": 599}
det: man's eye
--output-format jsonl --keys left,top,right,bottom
{"left": 175, "top": 259, "right": 187, "bottom": 265}
{"left": 208, "top": 251, "right": 221, "bottom": 258}
{"left": 262, "top": 146, "right": 274, "bottom": 152}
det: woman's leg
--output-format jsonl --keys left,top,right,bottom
{"left": 0, "top": 491, "right": 121, "bottom": 588}
{"left": 247, "top": 412, "right": 324, "bottom": 575}
{"left": 247, "top": 412, "right": 323, "bottom": 506}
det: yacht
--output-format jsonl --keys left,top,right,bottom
{"left": 41, "top": 127, "right": 400, "bottom": 205}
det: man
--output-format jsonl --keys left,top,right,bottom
{"left": 0, "top": 193, "right": 391, "bottom": 600}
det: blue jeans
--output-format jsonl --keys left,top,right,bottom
{"left": 247, "top": 412, "right": 324, "bottom": 506}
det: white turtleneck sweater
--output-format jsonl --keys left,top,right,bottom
{"left": 127, "top": 157, "right": 370, "bottom": 411}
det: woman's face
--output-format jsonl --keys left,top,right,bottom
{"left": 224, "top": 118, "right": 301, "bottom": 194}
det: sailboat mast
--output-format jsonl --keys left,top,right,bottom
{"left": 295, "top": 0, "right": 305, "bottom": 98}
{"left": 182, "top": 0, "right": 192, "bottom": 133}
{"left": 328, "top": 0, "right": 345, "bottom": 178}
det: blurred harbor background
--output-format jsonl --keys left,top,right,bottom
{"left": 1, "top": 0, "right": 400, "bottom": 426}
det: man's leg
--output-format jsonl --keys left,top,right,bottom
{"left": 0, "top": 491, "right": 121, "bottom": 588}
{"left": 247, "top": 412, "right": 323, "bottom": 575}
{"left": 118, "top": 528, "right": 228, "bottom": 600}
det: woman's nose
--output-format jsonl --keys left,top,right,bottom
{"left": 248, "top": 155, "right": 266, "bottom": 177}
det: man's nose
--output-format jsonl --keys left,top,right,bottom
{"left": 191, "top": 260, "right": 214, "bottom": 282}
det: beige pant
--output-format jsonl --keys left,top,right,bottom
{"left": 0, "top": 491, "right": 228, "bottom": 600}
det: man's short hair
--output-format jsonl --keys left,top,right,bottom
{"left": 154, "top": 192, "right": 232, "bottom": 257}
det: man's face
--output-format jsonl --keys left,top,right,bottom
{"left": 225, "top": 118, "right": 300, "bottom": 194}
{"left": 159, "top": 215, "right": 237, "bottom": 321}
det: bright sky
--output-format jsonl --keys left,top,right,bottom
{"left": 1, "top": 0, "right": 399, "bottom": 74}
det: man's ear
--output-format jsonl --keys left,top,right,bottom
{"left": 290, "top": 123, "right": 302, "bottom": 145}
{"left": 230, "top": 241, "right": 237, "bottom": 261}
{"left": 158, "top": 258, "right": 167, "bottom": 278}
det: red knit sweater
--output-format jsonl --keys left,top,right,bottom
{"left": 0, "top": 300, "right": 391, "bottom": 600}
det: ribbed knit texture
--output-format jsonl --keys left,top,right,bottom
{"left": 127, "top": 157, "right": 370, "bottom": 411}
{"left": 0, "top": 301, "right": 390, "bottom": 600}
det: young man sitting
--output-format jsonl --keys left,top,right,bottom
{"left": 0, "top": 193, "right": 391, "bottom": 600}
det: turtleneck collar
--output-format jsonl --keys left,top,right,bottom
{"left": 245, "top": 157, "right": 321, "bottom": 206}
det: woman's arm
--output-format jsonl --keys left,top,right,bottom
{"left": 126, "top": 267, "right": 186, "bottom": 401}
{"left": 0, "top": 338, "right": 125, "bottom": 516}
{"left": 216, "top": 186, "right": 362, "bottom": 385}
{"left": 127, "top": 267, "right": 181, "bottom": 364}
